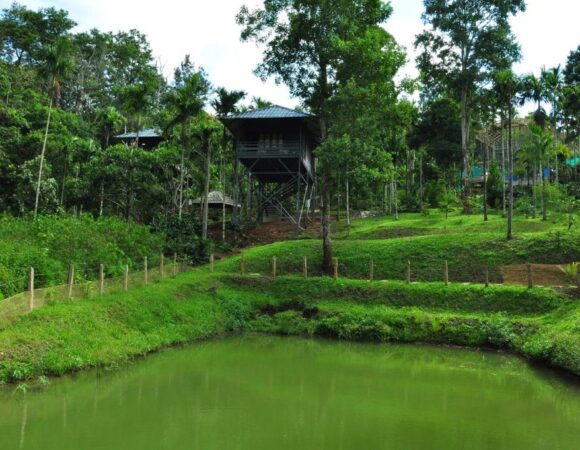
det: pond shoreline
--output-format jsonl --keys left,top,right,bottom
{"left": 0, "top": 272, "right": 578, "bottom": 386}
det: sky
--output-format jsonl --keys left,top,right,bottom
{"left": 8, "top": 0, "right": 580, "bottom": 114}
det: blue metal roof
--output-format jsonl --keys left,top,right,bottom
{"left": 115, "top": 128, "right": 160, "bottom": 139}
{"left": 226, "top": 105, "right": 312, "bottom": 120}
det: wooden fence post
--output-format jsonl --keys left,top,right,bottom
{"left": 484, "top": 265, "right": 489, "bottom": 287}
{"left": 144, "top": 256, "right": 148, "bottom": 286}
{"left": 98, "top": 264, "right": 104, "bottom": 296}
{"left": 160, "top": 253, "right": 165, "bottom": 279}
{"left": 124, "top": 264, "right": 129, "bottom": 291}
{"left": 333, "top": 258, "right": 339, "bottom": 280}
{"left": 173, "top": 253, "right": 177, "bottom": 277}
{"left": 28, "top": 267, "right": 34, "bottom": 312}
{"left": 303, "top": 256, "right": 308, "bottom": 279}
{"left": 527, "top": 262, "right": 533, "bottom": 289}
{"left": 444, "top": 260, "right": 449, "bottom": 286}
{"left": 67, "top": 264, "right": 74, "bottom": 300}
{"left": 210, "top": 253, "right": 215, "bottom": 273}
{"left": 240, "top": 254, "right": 245, "bottom": 276}
{"left": 272, "top": 256, "right": 277, "bottom": 278}
{"left": 369, "top": 260, "right": 374, "bottom": 282}
{"left": 406, "top": 260, "right": 411, "bottom": 284}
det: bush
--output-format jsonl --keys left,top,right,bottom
{"left": 0, "top": 214, "right": 165, "bottom": 297}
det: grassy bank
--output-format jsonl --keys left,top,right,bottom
{"left": 332, "top": 211, "right": 568, "bottom": 240}
{"left": 0, "top": 215, "right": 165, "bottom": 298}
{"left": 0, "top": 269, "right": 578, "bottom": 384}
{"left": 216, "top": 231, "right": 580, "bottom": 282}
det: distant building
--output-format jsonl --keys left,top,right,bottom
{"left": 114, "top": 129, "right": 164, "bottom": 150}
{"left": 220, "top": 105, "right": 318, "bottom": 229}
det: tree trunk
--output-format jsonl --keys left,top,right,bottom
{"left": 178, "top": 145, "right": 186, "bottom": 219}
{"left": 507, "top": 98, "right": 514, "bottom": 240}
{"left": 393, "top": 175, "right": 398, "bottom": 220}
{"left": 483, "top": 141, "right": 488, "bottom": 222}
{"left": 34, "top": 97, "right": 53, "bottom": 219}
{"left": 541, "top": 164, "right": 547, "bottom": 221}
{"left": 531, "top": 165, "right": 536, "bottom": 219}
{"left": 233, "top": 158, "right": 240, "bottom": 242}
{"left": 460, "top": 87, "right": 471, "bottom": 213}
{"left": 178, "top": 123, "right": 188, "bottom": 219}
{"left": 345, "top": 176, "right": 350, "bottom": 226}
{"left": 321, "top": 169, "right": 333, "bottom": 275}
{"left": 382, "top": 181, "right": 387, "bottom": 215}
{"left": 99, "top": 182, "right": 104, "bottom": 217}
{"left": 221, "top": 159, "right": 226, "bottom": 242}
{"left": 202, "top": 138, "right": 212, "bottom": 239}
{"left": 419, "top": 155, "right": 423, "bottom": 213}
{"left": 501, "top": 126, "right": 506, "bottom": 215}
{"left": 319, "top": 115, "right": 333, "bottom": 275}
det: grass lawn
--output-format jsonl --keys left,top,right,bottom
{"left": 1, "top": 210, "right": 579, "bottom": 385}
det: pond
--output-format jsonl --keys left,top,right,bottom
{"left": 1, "top": 335, "right": 579, "bottom": 450}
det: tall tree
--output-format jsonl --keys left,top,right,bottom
{"left": 494, "top": 69, "right": 521, "bottom": 238}
{"left": 164, "top": 56, "right": 210, "bottom": 219}
{"left": 34, "top": 35, "right": 74, "bottom": 219}
{"left": 238, "top": 0, "right": 403, "bottom": 273}
{"left": 212, "top": 87, "right": 246, "bottom": 240}
{"left": 415, "top": 0, "right": 525, "bottom": 212}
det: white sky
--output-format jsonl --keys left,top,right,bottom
{"left": 7, "top": 0, "right": 580, "bottom": 113}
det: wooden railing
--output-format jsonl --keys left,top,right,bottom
{"left": 238, "top": 140, "right": 301, "bottom": 157}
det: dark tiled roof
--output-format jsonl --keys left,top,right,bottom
{"left": 115, "top": 128, "right": 160, "bottom": 139}
{"left": 226, "top": 105, "right": 312, "bottom": 120}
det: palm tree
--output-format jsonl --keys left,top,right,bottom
{"left": 521, "top": 73, "right": 549, "bottom": 128}
{"left": 525, "top": 125, "right": 553, "bottom": 221}
{"left": 164, "top": 59, "right": 210, "bottom": 219}
{"left": 494, "top": 69, "right": 521, "bottom": 240}
{"left": 211, "top": 88, "right": 246, "bottom": 240}
{"left": 542, "top": 66, "right": 564, "bottom": 182}
{"left": 34, "top": 36, "right": 74, "bottom": 219}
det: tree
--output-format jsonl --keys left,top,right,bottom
{"left": 34, "top": 35, "right": 74, "bottom": 219}
{"left": 164, "top": 56, "right": 210, "bottom": 219}
{"left": 415, "top": 0, "right": 525, "bottom": 212}
{"left": 521, "top": 73, "right": 549, "bottom": 127}
{"left": 494, "top": 69, "right": 521, "bottom": 239}
{"left": 524, "top": 125, "right": 553, "bottom": 221}
{"left": 212, "top": 87, "right": 246, "bottom": 241}
{"left": 238, "top": 0, "right": 403, "bottom": 273}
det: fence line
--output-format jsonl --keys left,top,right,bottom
{"left": 0, "top": 256, "right": 192, "bottom": 330}
{"left": 231, "top": 255, "right": 580, "bottom": 289}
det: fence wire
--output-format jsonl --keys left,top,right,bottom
{"left": 0, "top": 261, "right": 191, "bottom": 330}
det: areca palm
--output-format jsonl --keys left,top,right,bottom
{"left": 211, "top": 88, "right": 246, "bottom": 240}
{"left": 521, "top": 74, "right": 549, "bottom": 128}
{"left": 34, "top": 36, "right": 74, "bottom": 219}
{"left": 164, "top": 60, "right": 210, "bottom": 219}
{"left": 542, "top": 66, "right": 564, "bottom": 182}
{"left": 524, "top": 125, "right": 553, "bottom": 221}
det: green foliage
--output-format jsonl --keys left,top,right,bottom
{"left": 2, "top": 266, "right": 579, "bottom": 382}
{"left": 563, "top": 262, "right": 578, "bottom": 283}
{"left": 0, "top": 215, "right": 164, "bottom": 297}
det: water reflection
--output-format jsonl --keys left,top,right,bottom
{"left": 1, "top": 336, "right": 579, "bottom": 450}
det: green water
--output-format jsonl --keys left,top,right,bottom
{"left": 1, "top": 336, "right": 579, "bottom": 450}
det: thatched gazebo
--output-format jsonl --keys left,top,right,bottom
{"left": 191, "top": 191, "right": 236, "bottom": 209}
